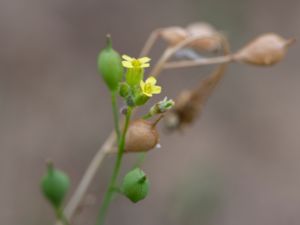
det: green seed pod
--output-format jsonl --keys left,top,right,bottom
{"left": 97, "top": 34, "right": 123, "bottom": 91}
{"left": 121, "top": 168, "right": 150, "bottom": 203}
{"left": 41, "top": 162, "right": 70, "bottom": 208}
{"left": 134, "top": 93, "right": 149, "bottom": 106}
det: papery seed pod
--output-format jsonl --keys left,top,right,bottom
{"left": 121, "top": 168, "right": 149, "bottom": 203}
{"left": 165, "top": 64, "right": 227, "bottom": 131}
{"left": 97, "top": 34, "right": 123, "bottom": 91}
{"left": 234, "top": 33, "right": 295, "bottom": 66}
{"left": 186, "top": 22, "right": 222, "bottom": 52}
{"left": 160, "top": 26, "right": 189, "bottom": 46}
{"left": 41, "top": 161, "right": 70, "bottom": 208}
{"left": 125, "top": 118, "right": 161, "bottom": 152}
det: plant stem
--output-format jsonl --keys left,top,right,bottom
{"left": 96, "top": 107, "right": 132, "bottom": 225}
{"left": 163, "top": 55, "right": 233, "bottom": 69}
{"left": 133, "top": 153, "right": 146, "bottom": 168}
{"left": 111, "top": 92, "right": 121, "bottom": 141}
{"left": 56, "top": 208, "right": 70, "bottom": 225}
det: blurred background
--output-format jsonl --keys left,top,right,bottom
{"left": 0, "top": 0, "right": 299, "bottom": 225}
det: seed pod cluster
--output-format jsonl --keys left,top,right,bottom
{"left": 234, "top": 33, "right": 295, "bottom": 66}
{"left": 159, "top": 22, "right": 222, "bottom": 52}
{"left": 125, "top": 118, "right": 160, "bottom": 153}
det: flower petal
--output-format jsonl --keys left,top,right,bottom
{"left": 122, "top": 55, "right": 133, "bottom": 62}
{"left": 152, "top": 86, "right": 162, "bottom": 94}
{"left": 146, "top": 76, "right": 157, "bottom": 85}
{"left": 140, "top": 80, "right": 145, "bottom": 90}
{"left": 138, "top": 57, "right": 151, "bottom": 64}
{"left": 144, "top": 92, "right": 152, "bottom": 97}
{"left": 141, "top": 63, "right": 150, "bottom": 68}
{"left": 122, "top": 61, "right": 133, "bottom": 68}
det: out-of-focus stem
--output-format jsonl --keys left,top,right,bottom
{"left": 163, "top": 55, "right": 233, "bottom": 69}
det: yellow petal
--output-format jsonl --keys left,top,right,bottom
{"left": 122, "top": 55, "right": 133, "bottom": 62}
{"left": 152, "top": 86, "right": 162, "bottom": 94}
{"left": 141, "top": 63, "right": 150, "bottom": 68}
{"left": 144, "top": 92, "right": 152, "bottom": 97}
{"left": 122, "top": 61, "right": 133, "bottom": 68}
{"left": 138, "top": 57, "right": 151, "bottom": 64}
{"left": 140, "top": 80, "right": 145, "bottom": 90}
{"left": 146, "top": 76, "right": 157, "bottom": 85}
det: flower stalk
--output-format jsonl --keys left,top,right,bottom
{"left": 96, "top": 107, "right": 133, "bottom": 225}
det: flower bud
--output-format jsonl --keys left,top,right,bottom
{"left": 41, "top": 161, "right": 70, "bottom": 208}
{"left": 234, "top": 33, "right": 295, "bottom": 66}
{"left": 160, "top": 26, "right": 188, "bottom": 46}
{"left": 186, "top": 22, "right": 222, "bottom": 52}
{"left": 149, "top": 97, "right": 175, "bottom": 116}
{"left": 125, "top": 119, "right": 160, "bottom": 153}
{"left": 119, "top": 82, "right": 130, "bottom": 98}
{"left": 121, "top": 168, "right": 149, "bottom": 203}
{"left": 97, "top": 34, "right": 124, "bottom": 91}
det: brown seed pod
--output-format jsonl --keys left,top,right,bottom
{"left": 160, "top": 26, "right": 189, "bottom": 46}
{"left": 125, "top": 118, "right": 161, "bottom": 153}
{"left": 186, "top": 22, "right": 222, "bottom": 52}
{"left": 165, "top": 57, "right": 228, "bottom": 131}
{"left": 234, "top": 33, "right": 295, "bottom": 66}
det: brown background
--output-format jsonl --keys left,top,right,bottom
{"left": 0, "top": 0, "right": 299, "bottom": 225}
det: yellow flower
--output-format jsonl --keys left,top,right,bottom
{"left": 140, "top": 76, "right": 162, "bottom": 97}
{"left": 122, "top": 55, "right": 151, "bottom": 69}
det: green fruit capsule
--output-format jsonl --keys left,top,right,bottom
{"left": 41, "top": 162, "right": 70, "bottom": 208}
{"left": 97, "top": 34, "right": 123, "bottom": 92}
{"left": 121, "top": 168, "right": 149, "bottom": 203}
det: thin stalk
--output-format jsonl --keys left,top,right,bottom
{"left": 111, "top": 92, "right": 121, "bottom": 141}
{"left": 56, "top": 208, "right": 70, "bottom": 225}
{"left": 163, "top": 55, "right": 233, "bottom": 69}
{"left": 96, "top": 107, "right": 132, "bottom": 225}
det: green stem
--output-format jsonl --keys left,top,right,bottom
{"left": 111, "top": 92, "right": 121, "bottom": 141}
{"left": 133, "top": 153, "right": 146, "bottom": 168}
{"left": 56, "top": 208, "right": 70, "bottom": 225}
{"left": 96, "top": 107, "right": 132, "bottom": 225}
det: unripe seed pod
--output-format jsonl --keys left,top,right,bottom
{"left": 41, "top": 162, "right": 70, "bottom": 208}
{"left": 160, "top": 26, "right": 188, "bottom": 46}
{"left": 125, "top": 118, "right": 160, "bottom": 153}
{"left": 134, "top": 93, "right": 149, "bottom": 106}
{"left": 97, "top": 34, "right": 123, "bottom": 91}
{"left": 186, "top": 22, "right": 221, "bottom": 52}
{"left": 234, "top": 33, "right": 295, "bottom": 66}
{"left": 121, "top": 168, "right": 149, "bottom": 203}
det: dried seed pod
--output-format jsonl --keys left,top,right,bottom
{"left": 234, "top": 33, "right": 295, "bottom": 66}
{"left": 125, "top": 118, "right": 161, "bottom": 153}
{"left": 165, "top": 64, "right": 227, "bottom": 131}
{"left": 160, "top": 26, "right": 188, "bottom": 46}
{"left": 186, "top": 22, "right": 222, "bottom": 52}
